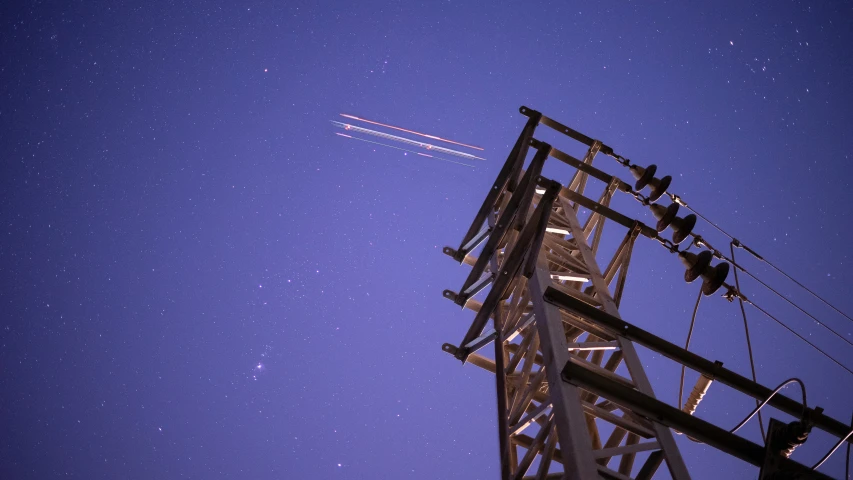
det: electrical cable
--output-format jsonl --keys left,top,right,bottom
{"left": 744, "top": 299, "right": 853, "bottom": 376}
{"left": 675, "top": 197, "right": 737, "bottom": 241}
{"left": 676, "top": 289, "right": 707, "bottom": 445}
{"left": 611, "top": 155, "right": 853, "bottom": 327}
{"left": 678, "top": 289, "right": 703, "bottom": 411}
{"left": 682, "top": 233, "right": 853, "bottom": 350}
{"left": 762, "top": 253, "right": 853, "bottom": 325}
{"left": 812, "top": 423, "right": 853, "bottom": 470}
{"left": 846, "top": 410, "right": 852, "bottom": 479}
{"left": 605, "top": 153, "right": 853, "bottom": 444}
{"left": 730, "top": 243, "right": 766, "bottom": 441}
{"left": 730, "top": 378, "right": 806, "bottom": 434}
{"left": 646, "top": 225, "right": 853, "bottom": 376}
{"left": 673, "top": 194, "right": 853, "bottom": 327}
{"left": 721, "top": 249, "right": 853, "bottom": 349}
{"left": 628, "top": 189, "right": 853, "bottom": 350}
{"left": 605, "top": 150, "right": 853, "bottom": 463}
{"left": 645, "top": 222, "right": 853, "bottom": 376}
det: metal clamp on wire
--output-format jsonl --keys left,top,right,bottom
{"left": 732, "top": 237, "right": 765, "bottom": 261}
{"left": 691, "top": 235, "right": 725, "bottom": 261}
{"left": 722, "top": 285, "right": 748, "bottom": 303}
{"left": 669, "top": 193, "right": 687, "bottom": 207}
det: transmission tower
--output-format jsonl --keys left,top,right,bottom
{"left": 441, "top": 107, "right": 851, "bottom": 479}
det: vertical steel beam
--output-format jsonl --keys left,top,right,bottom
{"left": 529, "top": 263, "right": 600, "bottom": 479}
{"left": 556, "top": 195, "right": 691, "bottom": 480}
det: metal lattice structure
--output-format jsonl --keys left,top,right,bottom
{"left": 441, "top": 107, "right": 844, "bottom": 479}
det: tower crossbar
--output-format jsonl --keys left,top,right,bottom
{"left": 441, "top": 107, "right": 847, "bottom": 479}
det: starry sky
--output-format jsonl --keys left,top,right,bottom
{"left": 2, "top": 1, "right": 853, "bottom": 479}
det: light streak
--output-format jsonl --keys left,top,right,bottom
{"left": 340, "top": 113, "right": 484, "bottom": 151}
{"left": 330, "top": 121, "right": 486, "bottom": 161}
{"left": 334, "top": 132, "right": 475, "bottom": 168}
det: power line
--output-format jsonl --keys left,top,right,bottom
{"left": 613, "top": 155, "right": 853, "bottom": 328}
{"left": 727, "top": 251, "right": 853, "bottom": 348}
{"left": 730, "top": 378, "right": 806, "bottom": 434}
{"left": 730, "top": 244, "right": 765, "bottom": 441}
{"left": 812, "top": 422, "right": 853, "bottom": 471}
{"left": 671, "top": 192, "right": 853, "bottom": 326}
{"left": 846, "top": 410, "right": 852, "bottom": 479}
{"left": 744, "top": 298, "right": 853, "bottom": 376}
{"left": 694, "top": 236, "right": 853, "bottom": 350}
{"left": 644, "top": 207, "right": 853, "bottom": 378}
{"left": 762, "top": 252, "right": 853, "bottom": 325}
{"left": 625, "top": 186, "right": 853, "bottom": 351}
{"left": 678, "top": 290, "right": 703, "bottom": 411}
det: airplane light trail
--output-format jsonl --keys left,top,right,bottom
{"left": 334, "top": 132, "right": 475, "bottom": 168}
{"left": 340, "top": 113, "right": 484, "bottom": 151}
{"left": 330, "top": 121, "right": 486, "bottom": 161}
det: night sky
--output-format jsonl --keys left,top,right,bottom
{"left": 2, "top": 1, "right": 853, "bottom": 479}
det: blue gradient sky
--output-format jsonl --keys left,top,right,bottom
{"left": 2, "top": 1, "right": 852, "bottom": 478}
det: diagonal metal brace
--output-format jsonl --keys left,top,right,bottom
{"left": 454, "top": 177, "right": 562, "bottom": 360}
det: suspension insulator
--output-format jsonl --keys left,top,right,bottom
{"left": 679, "top": 250, "right": 730, "bottom": 296}
{"left": 629, "top": 163, "right": 671, "bottom": 203}
{"left": 649, "top": 203, "right": 697, "bottom": 244}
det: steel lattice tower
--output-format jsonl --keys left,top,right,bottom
{"left": 441, "top": 107, "right": 846, "bottom": 479}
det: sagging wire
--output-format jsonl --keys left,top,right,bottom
{"left": 606, "top": 144, "right": 853, "bottom": 466}
{"left": 744, "top": 298, "right": 853, "bottom": 376}
{"left": 676, "top": 289, "right": 707, "bottom": 444}
{"left": 731, "top": 243, "right": 766, "bottom": 440}
{"left": 609, "top": 152, "right": 853, "bottom": 328}
{"left": 630, "top": 187, "right": 852, "bottom": 352}
{"left": 678, "top": 290, "right": 703, "bottom": 411}
{"left": 694, "top": 236, "right": 853, "bottom": 350}
{"left": 847, "top": 410, "right": 852, "bottom": 479}
{"left": 730, "top": 378, "right": 807, "bottom": 434}
{"left": 671, "top": 192, "right": 853, "bottom": 327}
{"left": 811, "top": 419, "right": 853, "bottom": 471}
{"left": 644, "top": 227, "right": 853, "bottom": 377}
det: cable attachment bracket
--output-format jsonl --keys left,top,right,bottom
{"left": 732, "top": 237, "right": 765, "bottom": 261}
{"left": 655, "top": 234, "right": 680, "bottom": 253}
{"left": 722, "top": 285, "right": 748, "bottom": 303}
{"left": 628, "top": 188, "right": 651, "bottom": 206}
{"left": 669, "top": 193, "right": 687, "bottom": 207}
{"left": 613, "top": 153, "right": 632, "bottom": 167}
{"left": 692, "top": 235, "right": 724, "bottom": 260}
